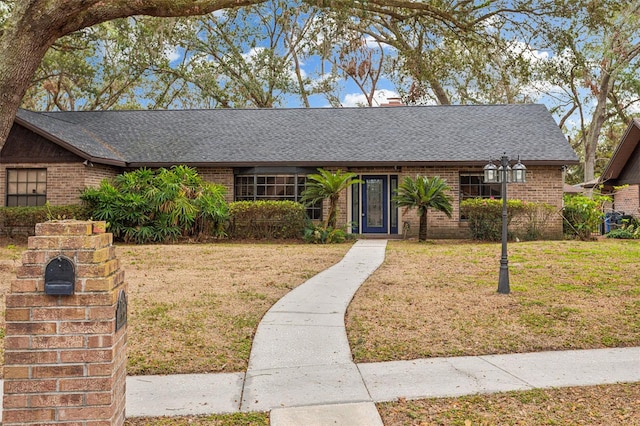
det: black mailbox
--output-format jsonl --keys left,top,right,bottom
{"left": 44, "top": 256, "right": 75, "bottom": 296}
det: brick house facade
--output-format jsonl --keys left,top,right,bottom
{"left": 2, "top": 105, "right": 579, "bottom": 239}
{"left": 601, "top": 118, "right": 640, "bottom": 219}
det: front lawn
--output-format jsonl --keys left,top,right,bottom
{"left": 346, "top": 239, "right": 640, "bottom": 362}
{"left": 1, "top": 238, "right": 639, "bottom": 425}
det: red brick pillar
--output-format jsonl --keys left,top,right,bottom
{"left": 3, "top": 220, "right": 127, "bottom": 425}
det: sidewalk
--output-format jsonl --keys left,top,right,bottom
{"left": 126, "top": 347, "right": 640, "bottom": 421}
{"left": 125, "top": 239, "right": 640, "bottom": 424}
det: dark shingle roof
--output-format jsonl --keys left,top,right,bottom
{"left": 15, "top": 104, "right": 579, "bottom": 167}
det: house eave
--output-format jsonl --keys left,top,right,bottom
{"left": 13, "top": 115, "right": 128, "bottom": 168}
{"left": 601, "top": 118, "right": 640, "bottom": 181}
{"left": 123, "top": 159, "right": 579, "bottom": 169}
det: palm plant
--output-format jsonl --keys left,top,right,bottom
{"left": 393, "top": 175, "right": 453, "bottom": 241}
{"left": 81, "top": 166, "right": 228, "bottom": 243}
{"left": 301, "top": 169, "right": 361, "bottom": 229}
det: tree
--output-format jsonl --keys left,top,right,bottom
{"left": 533, "top": 0, "right": 640, "bottom": 183}
{"left": 301, "top": 169, "right": 361, "bottom": 229}
{"left": 393, "top": 175, "right": 453, "bottom": 241}
{"left": 170, "top": 0, "right": 321, "bottom": 108}
{"left": 0, "top": 0, "right": 270, "bottom": 147}
{"left": 21, "top": 17, "right": 187, "bottom": 111}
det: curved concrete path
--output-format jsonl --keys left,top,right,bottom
{"left": 240, "top": 239, "right": 387, "bottom": 423}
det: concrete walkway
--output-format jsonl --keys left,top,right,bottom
{"left": 124, "top": 239, "right": 640, "bottom": 424}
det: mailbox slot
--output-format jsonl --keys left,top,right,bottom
{"left": 45, "top": 256, "right": 75, "bottom": 296}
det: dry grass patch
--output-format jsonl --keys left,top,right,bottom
{"left": 347, "top": 239, "right": 640, "bottom": 361}
{"left": 125, "top": 412, "right": 269, "bottom": 425}
{"left": 0, "top": 240, "right": 350, "bottom": 376}
{"left": 378, "top": 382, "right": 640, "bottom": 425}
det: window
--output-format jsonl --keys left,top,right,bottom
{"left": 6, "top": 169, "right": 47, "bottom": 207}
{"left": 459, "top": 173, "right": 501, "bottom": 219}
{"left": 235, "top": 173, "right": 322, "bottom": 220}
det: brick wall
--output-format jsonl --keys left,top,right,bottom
{"left": 0, "top": 162, "right": 567, "bottom": 239}
{"left": 0, "top": 162, "right": 120, "bottom": 207}
{"left": 329, "top": 165, "right": 566, "bottom": 239}
{"left": 613, "top": 184, "right": 640, "bottom": 217}
{"left": 2, "top": 220, "right": 127, "bottom": 425}
{"left": 196, "top": 167, "right": 235, "bottom": 203}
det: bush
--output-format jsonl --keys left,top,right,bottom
{"left": 460, "top": 198, "right": 557, "bottom": 241}
{"left": 460, "top": 198, "right": 524, "bottom": 241}
{"left": 229, "top": 200, "right": 306, "bottom": 239}
{"left": 303, "top": 223, "right": 354, "bottom": 244}
{"left": 562, "top": 194, "right": 610, "bottom": 241}
{"left": 80, "top": 166, "right": 229, "bottom": 243}
{"left": 606, "top": 219, "right": 640, "bottom": 239}
{"left": 0, "top": 204, "right": 92, "bottom": 236}
{"left": 517, "top": 202, "right": 558, "bottom": 241}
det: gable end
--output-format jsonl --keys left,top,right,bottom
{"left": 1, "top": 124, "right": 82, "bottom": 163}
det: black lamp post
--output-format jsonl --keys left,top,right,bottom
{"left": 484, "top": 154, "right": 526, "bottom": 294}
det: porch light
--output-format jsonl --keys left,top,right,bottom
{"left": 512, "top": 157, "right": 527, "bottom": 183}
{"left": 485, "top": 154, "right": 527, "bottom": 295}
{"left": 497, "top": 163, "right": 512, "bottom": 183}
{"left": 483, "top": 161, "right": 498, "bottom": 183}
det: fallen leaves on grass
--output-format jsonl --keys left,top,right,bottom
{"left": 378, "top": 383, "right": 640, "bottom": 425}
{"left": 347, "top": 240, "right": 640, "bottom": 362}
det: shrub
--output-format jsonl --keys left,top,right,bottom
{"left": 516, "top": 202, "right": 558, "bottom": 241}
{"left": 0, "top": 204, "right": 92, "bottom": 236}
{"left": 229, "top": 200, "right": 306, "bottom": 239}
{"left": 460, "top": 198, "right": 525, "bottom": 241}
{"left": 460, "top": 198, "right": 557, "bottom": 241}
{"left": 606, "top": 219, "right": 640, "bottom": 239}
{"left": 562, "top": 194, "right": 610, "bottom": 241}
{"left": 80, "top": 166, "right": 229, "bottom": 243}
{"left": 303, "top": 223, "right": 354, "bottom": 244}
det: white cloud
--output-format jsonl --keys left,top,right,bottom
{"left": 164, "top": 47, "right": 181, "bottom": 63}
{"left": 341, "top": 89, "right": 400, "bottom": 107}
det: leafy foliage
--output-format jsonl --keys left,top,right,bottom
{"left": 517, "top": 201, "right": 558, "bottom": 241}
{"left": 80, "top": 166, "right": 228, "bottom": 243}
{"left": 301, "top": 169, "right": 361, "bottom": 229}
{"left": 606, "top": 217, "right": 640, "bottom": 239}
{"left": 461, "top": 198, "right": 557, "bottom": 241}
{"left": 303, "top": 223, "right": 353, "bottom": 244}
{"left": 393, "top": 175, "right": 453, "bottom": 241}
{"left": 561, "top": 194, "right": 611, "bottom": 241}
{"left": 0, "top": 204, "right": 92, "bottom": 236}
{"left": 228, "top": 200, "right": 306, "bottom": 239}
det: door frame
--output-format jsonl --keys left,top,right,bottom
{"left": 351, "top": 174, "right": 399, "bottom": 235}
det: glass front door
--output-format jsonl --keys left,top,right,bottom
{"left": 362, "top": 176, "right": 388, "bottom": 233}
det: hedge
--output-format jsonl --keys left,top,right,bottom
{"left": 229, "top": 200, "right": 306, "bottom": 239}
{"left": 0, "top": 204, "right": 93, "bottom": 237}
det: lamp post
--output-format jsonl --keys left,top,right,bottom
{"left": 484, "top": 154, "right": 526, "bottom": 294}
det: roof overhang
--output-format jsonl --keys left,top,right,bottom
{"left": 123, "top": 159, "right": 577, "bottom": 169}
{"left": 601, "top": 118, "right": 640, "bottom": 186}
{"left": 13, "top": 115, "right": 128, "bottom": 167}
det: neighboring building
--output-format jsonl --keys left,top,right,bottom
{"left": 600, "top": 118, "right": 640, "bottom": 219}
{"left": 1, "top": 104, "right": 579, "bottom": 238}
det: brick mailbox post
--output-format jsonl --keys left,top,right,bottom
{"left": 3, "top": 220, "right": 127, "bottom": 425}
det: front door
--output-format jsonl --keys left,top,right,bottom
{"left": 362, "top": 176, "right": 388, "bottom": 233}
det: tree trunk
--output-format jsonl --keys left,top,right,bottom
{"left": 0, "top": 7, "right": 56, "bottom": 146}
{"left": 429, "top": 79, "right": 451, "bottom": 105}
{"left": 583, "top": 67, "right": 612, "bottom": 184}
{"left": 418, "top": 210, "right": 428, "bottom": 241}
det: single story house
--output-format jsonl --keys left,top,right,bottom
{"left": 600, "top": 118, "right": 640, "bottom": 219}
{"left": 1, "top": 104, "right": 579, "bottom": 238}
